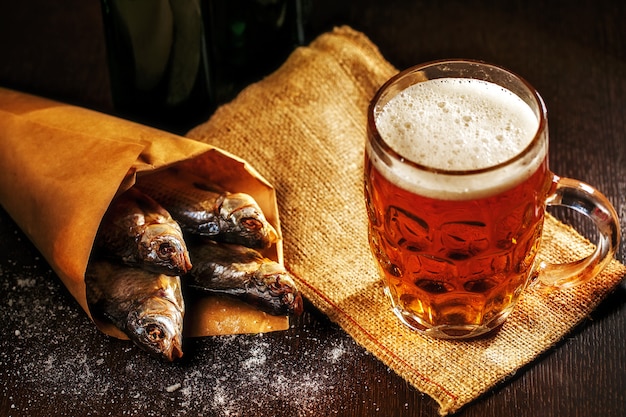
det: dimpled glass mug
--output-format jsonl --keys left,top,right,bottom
{"left": 364, "top": 59, "right": 620, "bottom": 339}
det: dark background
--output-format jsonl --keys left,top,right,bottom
{"left": 1, "top": 1, "right": 625, "bottom": 416}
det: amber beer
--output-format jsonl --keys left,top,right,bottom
{"left": 367, "top": 61, "right": 620, "bottom": 339}
{"left": 365, "top": 68, "right": 552, "bottom": 338}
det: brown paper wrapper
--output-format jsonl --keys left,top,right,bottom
{"left": 0, "top": 86, "right": 288, "bottom": 338}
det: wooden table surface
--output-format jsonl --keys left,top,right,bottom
{"left": 1, "top": 1, "right": 625, "bottom": 416}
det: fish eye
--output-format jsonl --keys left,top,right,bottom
{"left": 158, "top": 242, "right": 175, "bottom": 258}
{"left": 146, "top": 323, "right": 165, "bottom": 342}
{"left": 241, "top": 217, "right": 263, "bottom": 230}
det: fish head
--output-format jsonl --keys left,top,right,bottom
{"left": 126, "top": 297, "right": 184, "bottom": 362}
{"left": 221, "top": 194, "right": 279, "bottom": 248}
{"left": 140, "top": 224, "right": 193, "bottom": 274}
{"left": 256, "top": 263, "right": 304, "bottom": 316}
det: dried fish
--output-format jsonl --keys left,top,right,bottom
{"left": 136, "top": 169, "right": 279, "bottom": 249}
{"left": 94, "top": 187, "right": 192, "bottom": 275}
{"left": 85, "top": 260, "right": 185, "bottom": 361}
{"left": 185, "top": 240, "right": 303, "bottom": 316}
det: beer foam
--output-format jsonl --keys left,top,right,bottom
{"left": 372, "top": 78, "right": 544, "bottom": 199}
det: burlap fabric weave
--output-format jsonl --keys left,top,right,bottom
{"left": 187, "top": 26, "right": 626, "bottom": 415}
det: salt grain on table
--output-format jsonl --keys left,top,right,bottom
{"left": 166, "top": 383, "right": 182, "bottom": 393}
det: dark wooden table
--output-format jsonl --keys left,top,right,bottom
{"left": 1, "top": 1, "right": 625, "bottom": 416}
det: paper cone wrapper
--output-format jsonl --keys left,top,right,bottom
{"left": 0, "top": 87, "right": 289, "bottom": 338}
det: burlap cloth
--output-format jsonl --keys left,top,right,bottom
{"left": 187, "top": 26, "right": 626, "bottom": 415}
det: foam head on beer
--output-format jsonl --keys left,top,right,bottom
{"left": 373, "top": 78, "right": 544, "bottom": 200}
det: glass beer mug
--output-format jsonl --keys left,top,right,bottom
{"left": 364, "top": 60, "right": 620, "bottom": 339}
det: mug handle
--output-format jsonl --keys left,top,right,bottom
{"left": 536, "top": 175, "right": 621, "bottom": 289}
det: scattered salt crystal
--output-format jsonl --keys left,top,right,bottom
{"left": 166, "top": 383, "right": 181, "bottom": 393}
{"left": 14, "top": 330, "right": 20, "bottom": 337}
{"left": 327, "top": 343, "right": 346, "bottom": 363}
{"left": 16, "top": 278, "right": 36, "bottom": 287}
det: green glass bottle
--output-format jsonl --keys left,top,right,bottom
{"left": 101, "top": 0, "right": 309, "bottom": 134}
{"left": 205, "top": 0, "right": 309, "bottom": 104}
